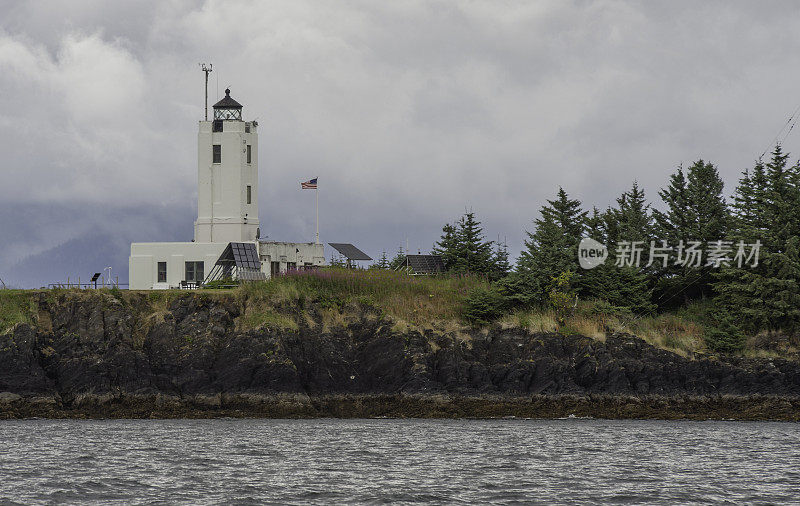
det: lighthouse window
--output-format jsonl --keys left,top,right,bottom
{"left": 246, "top": 144, "right": 252, "bottom": 164}
{"left": 212, "top": 144, "right": 221, "bottom": 164}
{"left": 247, "top": 185, "right": 252, "bottom": 204}
{"left": 185, "top": 261, "right": 204, "bottom": 283}
{"left": 212, "top": 120, "right": 223, "bottom": 132}
{"left": 157, "top": 262, "right": 167, "bottom": 283}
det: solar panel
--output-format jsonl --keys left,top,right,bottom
{"left": 404, "top": 255, "right": 445, "bottom": 274}
{"left": 328, "top": 243, "right": 372, "bottom": 261}
{"left": 205, "top": 242, "right": 266, "bottom": 283}
{"left": 230, "top": 242, "right": 261, "bottom": 269}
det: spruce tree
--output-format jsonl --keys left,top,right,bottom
{"left": 370, "top": 250, "right": 390, "bottom": 269}
{"left": 686, "top": 160, "right": 728, "bottom": 247}
{"left": 432, "top": 223, "right": 460, "bottom": 270}
{"left": 584, "top": 207, "right": 606, "bottom": 243}
{"left": 576, "top": 207, "right": 611, "bottom": 298}
{"left": 433, "top": 211, "right": 494, "bottom": 275}
{"left": 653, "top": 165, "right": 690, "bottom": 247}
{"left": 489, "top": 239, "right": 511, "bottom": 282}
{"left": 587, "top": 183, "right": 655, "bottom": 314}
{"left": 653, "top": 160, "right": 729, "bottom": 305}
{"left": 389, "top": 246, "right": 406, "bottom": 271}
{"left": 714, "top": 146, "right": 800, "bottom": 335}
{"left": 514, "top": 188, "right": 586, "bottom": 303}
{"left": 456, "top": 212, "right": 494, "bottom": 274}
{"left": 616, "top": 181, "right": 653, "bottom": 245}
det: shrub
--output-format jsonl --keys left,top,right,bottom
{"left": 496, "top": 270, "right": 543, "bottom": 308}
{"left": 704, "top": 312, "right": 746, "bottom": 352}
{"left": 578, "top": 298, "right": 634, "bottom": 320}
{"left": 548, "top": 271, "right": 576, "bottom": 326}
{"left": 462, "top": 285, "right": 507, "bottom": 326}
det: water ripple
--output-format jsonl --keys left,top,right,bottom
{"left": 0, "top": 419, "right": 799, "bottom": 504}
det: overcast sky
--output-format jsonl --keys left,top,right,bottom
{"left": 3, "top": 0, "right": 800, "bottom": 286}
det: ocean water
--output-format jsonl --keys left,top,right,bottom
{"left": 0, "top": 418, "right": 798, "bottom": 504}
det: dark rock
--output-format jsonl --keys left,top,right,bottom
{"left": 1, "top": 293, "right": 800, "bottom": 419}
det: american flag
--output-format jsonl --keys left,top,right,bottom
{"left": 301, "top": 177, "right": 318, "bottom": 189}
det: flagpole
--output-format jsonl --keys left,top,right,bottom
{"left": 315, "top": 183, "right": 319, "bottom": 244}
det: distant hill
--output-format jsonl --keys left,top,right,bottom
{"left": 3, "top": 233, "right": 129, "bottom": 288}
{"left": 0, "top": 203, "right": 194, "bottom": 289}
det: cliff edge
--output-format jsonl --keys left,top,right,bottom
{"left": 1, "top": 291, "right": 798, "bottom": 419}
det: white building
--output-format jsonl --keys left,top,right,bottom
{"left": 129, "top": 89, "right": 325, "bottom": 290}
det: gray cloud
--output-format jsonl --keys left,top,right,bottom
{"left": 3, "top": 1, "right": 800, "bottom": 286}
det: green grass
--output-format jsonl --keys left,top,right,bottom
{"left": 0, "top": 290, "right": 38, "bottom": 334}
{"left": 3, "top": 270, "right": 797, "bottom": 359}
{"left": 499, "top": 299, "right": 707, "bottom": 356}
{"left": 238, "top": 268, "right": 488, "bottom": 326}
{"left": 240, "top": 306, "right": 299, "bottom": 331}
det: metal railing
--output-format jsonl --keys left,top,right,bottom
{"left": 47, "top": 276, "right": 126, "bottom": 289}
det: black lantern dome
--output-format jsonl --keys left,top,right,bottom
{"left": 212, "top": 88, "right": 243, "bottom": 120}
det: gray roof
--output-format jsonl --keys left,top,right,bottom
{"left": 213, "top": 88, "right": 242, "bottom": 109}
{"left": 328, "top": 243, "right": 372, "bottom": 261}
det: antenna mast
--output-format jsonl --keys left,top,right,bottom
{"left": 199, "top": 63, "right": 213, "bottom": 120}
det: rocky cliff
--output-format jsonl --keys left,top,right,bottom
{"left": 1, "top": 291, "right": 799, "bottom": 419}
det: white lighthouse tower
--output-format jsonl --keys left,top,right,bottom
{"left": 194, "top": 89, "right": 260, "bottom": 243}
{"left": 129, "top": 79, "right": 326, "bottom": 290}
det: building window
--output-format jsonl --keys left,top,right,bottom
{"left": 212, "top": 145, "right": 221, "bottom": 164}
{"left": 286, "top": 262, "right": 297, "bottom": 272}
{"left": 246, "top": 144, "right": 252, "bottom": 164}
{"left": 157, "top": 262, "right": 167, "bottom": 283}
{"left": 247, "top": 185, "right": 252, "bottom": 204}
{"left": 185, "top": 261, "right": 205, "bottom": 283}
{"left": 245, "top": 123, "right": 251, "bottom": 133}
{"left": 213, "top": 120, "right": 223, "bottom": 132}
{"left": 271, "top": 261, "right": 280, "bottom": 277}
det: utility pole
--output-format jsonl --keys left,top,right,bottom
{"left": 199, "top": 63, "right": 213, "bottom": 120}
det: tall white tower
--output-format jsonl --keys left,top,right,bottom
{"left": 194, "top": 88, "right": 260, "bottom": 243}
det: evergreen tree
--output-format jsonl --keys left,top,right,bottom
{"left": 579, "top": 207, "right": 618, "bottom": 305}
{"left": 489, "top": 239, "right": 511, "bottom": 282}
{"left": 432, "top": 211, "right": 494, "bottom": 275}
{"left": 686, "top": 160, "right": 729, "bottom": 246}
{"left": 616, "top": 181, "right": 653, "bottom": 245}
{"left": 514, "top": 188, "right": 587, "bottom": 303}
{"left": 653, "top": 160, "right": 729, "bottom": 305}
{"left": 389, "top": 246, "right": 406, "bottom": 271}
{"left": 584, "top": 207, "right": 606, "bottom": 243}
{"left": 653, "top": 165, "right": 690, "bottom": 246}
{"left": 453, "top": 211, "right": 494, "bottom": 275}
{"left": 577, "top": 207, "right": 610, "bottom": 297}
{"left": 432, "top": 223, "right": 460, "bottom": 270}
{"left": 580, "top": 183, "right": 655, "bottom": 314}
{"left": 714, "top": 146, "right": 800, "bottom": 335}
{"left": 370, "top": 250, "right": 390, "bottom": 269}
